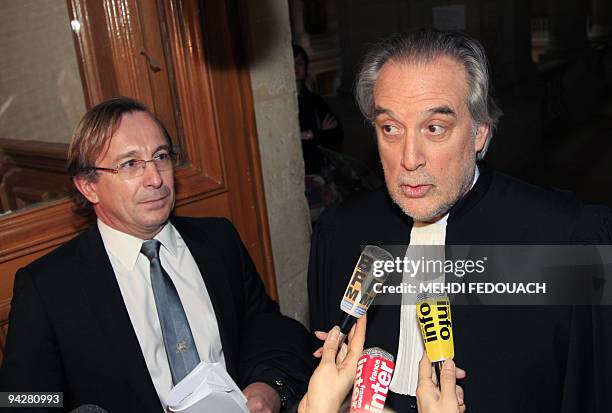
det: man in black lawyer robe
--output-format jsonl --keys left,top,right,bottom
{"left": 308, "top": 30, "right": 612, "bottom": 413}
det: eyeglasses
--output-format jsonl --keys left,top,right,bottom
{"left": 90, "top": 152, "right": 176, "bottom": 179}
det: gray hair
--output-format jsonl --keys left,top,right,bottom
{"left": 355, "top": 30, "right": 502, "bottom": 160}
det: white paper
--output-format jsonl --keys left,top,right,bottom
{"left": 167, "top": 362, "right": 249, "bottom": 413}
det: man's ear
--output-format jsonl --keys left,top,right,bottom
{"left": 73, "top": 175, "right": 99, "bottom": 204}
{"left": 475, "top": 123, "right": 490, "bottom": 154}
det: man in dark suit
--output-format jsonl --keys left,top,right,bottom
{"left": 309, "top": 30, "right": 612, "bottom": 412}
{"left": 0, "top": 97, "right": 313, "bottom": 412}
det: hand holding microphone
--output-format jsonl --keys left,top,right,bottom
{"left": 416, "top": 353, "right": 466, "bottom": 413}
{"left": 298, "top": 317, "right": 367, "bottom": 413}
{"left": 416, "top": 295, "right": 455, "bottom": 386}
{"left": 414, "top": 248, "right": 465, "bottom": 413}
{"left": 313, "top": 246, "right": 392, "bottom": 360}
{"left": 416, "top": 283, "right": 465, "bottom": 412}
{"left": 337, "top": 246, "right": 394, "bottom": 346}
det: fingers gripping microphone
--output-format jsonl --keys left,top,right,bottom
{"left": 338, "top": 246, "right": 394, "bottom": 343}
{"left": 350, "top": 347, "right": 395, "bottom": 413}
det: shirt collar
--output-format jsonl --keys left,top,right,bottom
{"left": 154, "top": 221, "right": 180, "bottom": 258}
{"left": 97, "top": 220, "right": 178, "bottom": 271}
{"left": 472, "top": 164, "right": 480, "bottom": 187}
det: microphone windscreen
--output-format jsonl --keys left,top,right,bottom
{"left": 350, "top": 347, "right": 395, "bottom": 413}
{"left": 340, "top": 245, "right": 393, "bottom": 318}
{"left": 417, "top": 296, "right": 454, "bottom": 362}
{"left": 410, "top": 244, "right": 454, "bottom": 362}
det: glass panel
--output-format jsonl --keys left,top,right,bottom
{"left": 0, "top": 0, "right": 86, "bottom": 216}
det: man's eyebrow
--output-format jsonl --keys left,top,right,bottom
{"left": 373, "top": 106, "right": 396, "bottom": 118}
{"left": 373, "top": 106, "right": 457, "bottom": 119}
{"left": 113, "top": 144, "right": 170, "bottom": 162}
{"left": 426, "top": 106, "right": 456, "bottom": 118}
{"left": 154, "top": 144, "right": 171, "bottom": 153}
{"left": 114, "top": 150, "right": 139, "bottom": 163}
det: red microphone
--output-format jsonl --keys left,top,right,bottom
{"left": 350, "top": 347, "right": 395, "bottom": 413}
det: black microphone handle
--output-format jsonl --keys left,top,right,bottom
{"left": 337, "top": 313, "right": 358, "bottom": 346}
{"left": 433, "top": 360, "right": 444, "bottom": 390}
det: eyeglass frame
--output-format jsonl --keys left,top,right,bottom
{"left": 87, "top": 151, "right": 179, "bottom": 178}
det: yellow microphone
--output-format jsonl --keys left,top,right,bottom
{"left": 416, "top": 294, "right": 454, "bottom": 386}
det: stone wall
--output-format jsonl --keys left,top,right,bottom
{"left": 243, "top": 0, "right": 312, "bottom": 326}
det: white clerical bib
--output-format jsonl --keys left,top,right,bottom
{"left": 389, "top": 221, "right": 447, "bottom": 395}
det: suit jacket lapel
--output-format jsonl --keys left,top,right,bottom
{"left": 171, "top": 219, "right": 240, "bottom": 380}
{"left": 76, "top": 226, "right": 162, "bottom": 412}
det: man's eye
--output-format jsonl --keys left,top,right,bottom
{"left": 426, "top": 125, "right": 445, "bottom": 135}
{"left": 154, "top": 153, "right": 170, "bottom": 161}
{"left": 119, "top": 159, "right": 140, "bottom": 169}
{"left": 381, "top": 124, "right": 400, "bottom": 135}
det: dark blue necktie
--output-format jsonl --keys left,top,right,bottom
{"left": 141, "top": 240, "right": 200, "bottom": 384}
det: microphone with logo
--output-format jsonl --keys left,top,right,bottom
{"left": 349, "top": 347, "right": 395, "bottom": 413}
{"left": 416, "top": 288, "right": 454, "bottom": 388}
{"left": 338, "top": 245, "right": 394, "bottom": 344}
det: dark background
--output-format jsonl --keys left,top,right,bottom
{"left": 293, "top": 0, "right": 612, "bottom": 207}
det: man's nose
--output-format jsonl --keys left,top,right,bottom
{"left": 142, "top": 161, "right": 163, "bottom": 188}
{"left": 400, "top": 133, "right": 426, "bottom": 171}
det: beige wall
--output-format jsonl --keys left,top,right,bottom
{"left": 0, "top": 0, "right": 85, "bottom": 144}
{"left": 244, "top": 0, "right": 311, "bottom": 326}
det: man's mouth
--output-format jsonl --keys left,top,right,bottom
{"left": 400, "top": 184, "right": 432, "bottom": 198}
{"left": 140, "top": 193, "right": 169, "bottom": 205}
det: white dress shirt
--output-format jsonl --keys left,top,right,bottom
{"left": 98, "top": 220, "right": 225, "bottom": 408}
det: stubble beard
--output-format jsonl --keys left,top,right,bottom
{"left": 386, "top": 153, "right": 477, "bottom": 224}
